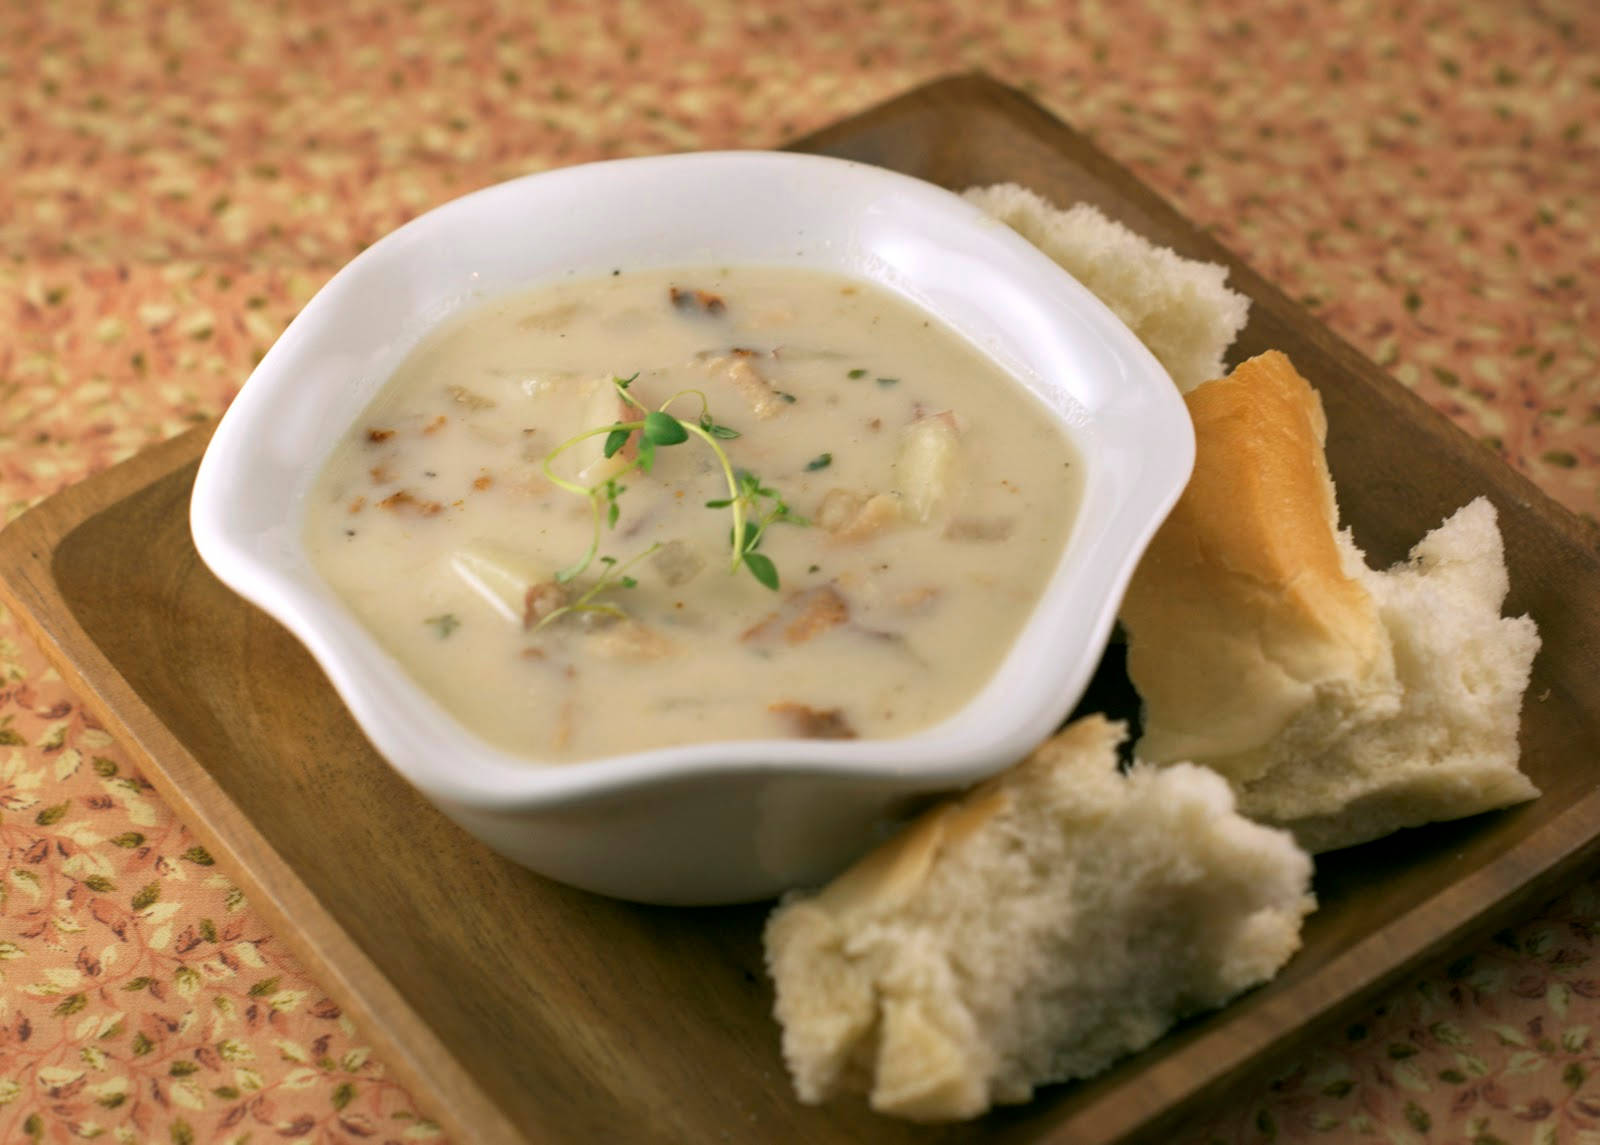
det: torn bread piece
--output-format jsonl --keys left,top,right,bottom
{"left": 963, "top": 183, "right": 1250, "bottom": 391}
{"left": 1120, "top": 350, "right": 1402, "bottom": 784}
{"left": 764, "top": 715, "right": 1313, "bottom": 1122}
{"left": 1243, "top": 496, "right": 1540, "bottom": 851}
{"left": 1120, "top": 351, "right": 1540, "bottom": 852}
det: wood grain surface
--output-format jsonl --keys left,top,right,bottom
{"left": 3, "top": 75, "right": 1600, "bottom": 1145}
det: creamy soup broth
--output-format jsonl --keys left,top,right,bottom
{"left": 305, "top": 266, "right": 1080, "bottom": 760}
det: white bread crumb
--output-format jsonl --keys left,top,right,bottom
{"left": 1239, "top": 498, "right": 1541, "bottom": 849}
{"left": 764, "top": 715, "right": 1314, "bottom": 1121}
{"left": 963, "top": 183, "right": 1250, "bottom": 391}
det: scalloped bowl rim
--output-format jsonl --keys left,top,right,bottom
{"left": 190, "top": 151, "right": 1193, "bottom": 811}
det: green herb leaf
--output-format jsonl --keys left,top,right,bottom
{"left": 424, "top": 613, "right": 460, "bottom": 638}
{"left": 532, "top": 542, "right": 661, "bottom": 634}
{"left": 615, "top": 372, "right": 638, "bottom": 390}
{"left": 875, "top": 376, "right": 899, "bottom": 387}
{"left": 805, "top": 453, "right": 832, "bottom": 471}
{"left": 642, "top": 410, "right": 689, "bottom": 446}
{"left": 541, "top": 386, "right": 805, "bottom": 622}
{"left": 743, "top": 551, "right": 779, "bottom": 590}
{"left": 847, "top": 368, "right": 867, "bottom": 379}
{"left": 697, "top": 411, "right": 741, "bottom": 440}
{"left": 778, "top": 391, "right": 797, "bottom": 404}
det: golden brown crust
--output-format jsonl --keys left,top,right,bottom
{"left": 1120, "top": 351, "right": 1389, "bottom": 770}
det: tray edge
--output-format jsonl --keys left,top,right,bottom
{"left": 0, "top": 426, "right": 529, "bottom": 1145}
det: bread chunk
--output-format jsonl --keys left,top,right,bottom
{"left": 1241, "top": 498, "right": 1540, "bottom": 850}
{"left": 1121, "top": 350, "right": 1401, "bottom": 783}
{"left": 1121, "top": 351, "right": 1540, "bottom": 851}
{"left": 963, "top": 183, "right": 1250, "bottom": 392}
{"left": 764, "top": 715, "right": 1314, "bottom": 1122}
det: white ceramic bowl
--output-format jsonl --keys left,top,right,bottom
{"left": 190, "top": 152, "right": 1192, "bottom": 905}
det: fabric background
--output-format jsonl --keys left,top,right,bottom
{"left": 2, "top": 2, "right": 1597, "bottom": 1141}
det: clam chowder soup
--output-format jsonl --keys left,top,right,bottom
{"left": 305, "top": 267, "right": 1080, "bottom": 760}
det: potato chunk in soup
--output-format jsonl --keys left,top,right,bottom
{"left": 304, "top": 267, "right": 1080, "bottom": 761}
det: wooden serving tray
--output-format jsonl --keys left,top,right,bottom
{"left": 5, "top": 75, "right": 1600, "bottom": 1145}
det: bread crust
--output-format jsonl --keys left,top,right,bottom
{"left": 1121, "top": 350, "right": 1394, "bottom": 778}
{"left": 1121, "top": 351, "right": 1539, "bottom": 851}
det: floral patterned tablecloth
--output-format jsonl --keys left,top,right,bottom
{"left": 3, "top": 2, "right": 1597, "bottom": 1141}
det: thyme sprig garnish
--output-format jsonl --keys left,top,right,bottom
{"left": 530, "top": 543, "right": 661, "bottom": 632}
{"left": 539, "top": 375, "right": 805, "bottom": 616}
{"left": 705, "top": 471, "right": 806, "bottom": 591}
